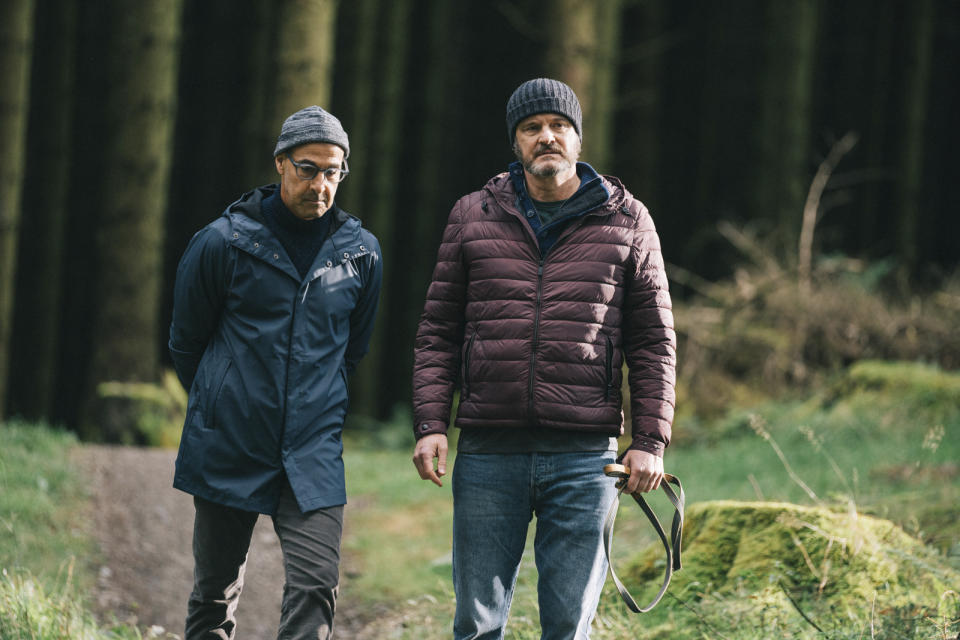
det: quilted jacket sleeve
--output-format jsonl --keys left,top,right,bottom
{"left": 411, "top": 198, "right": 468, "bottom": 440}
{"left": 623, "top": 203, "right": 677, "bottom": 456}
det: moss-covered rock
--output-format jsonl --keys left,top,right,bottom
{"left": 622, "top": 500, "right": 960, "bottom": 637}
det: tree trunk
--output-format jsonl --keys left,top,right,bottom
{"left": 0, "top": 0, "right": 35, "bottom": 420}
{"left": 754, "top": 0, "right": 819, "bottom": 251}
{"left": 588, "top": 0, "right": 624, "bottom": 172}
{"left": 614, "top": 0, "right": 665, "bottom": 208}
{"left": 8, "top": 0, "right": 76, "bottom": 421}
{"left": 268, "top": 0, "right": 339, "bottom": 177}
{"left": 239, "top": 1, "right": 278, "bottom": 188}
{"left": 348, "top": 0, "right": 412, "bottom": 419}
{"left": 858, "top": 0, "right": 896, "bottom": 256}
{"left": 84, "top": 0, "right": 184, "bottom": 440}
{"left": 894, "top": 0, "right": 935, "bottom": 282}
{"left": 334, "top": 0, "right": 379, "bottom": 215}
{"left": 544, "top": 0, "right": 624, "bottom": 170}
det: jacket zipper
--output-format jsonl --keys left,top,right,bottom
{"left": 604, "top": 333, "right": 614, "bottom": 401}
{"left": 528, "top": 260, "right": 545, "bottom": 421}
{"left": 462, "top": 329, "right": 478, "bottom": 399}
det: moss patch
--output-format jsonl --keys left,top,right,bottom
{"left": 622, "top": 501, "right": 960, "bottom": 637}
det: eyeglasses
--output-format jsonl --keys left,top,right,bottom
{"left": 286, "top": 156, "right": 350, "bottom": 183}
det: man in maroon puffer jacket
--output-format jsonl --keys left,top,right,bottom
{"left": 412, "top": 78, "right": 676, "bottom": 639}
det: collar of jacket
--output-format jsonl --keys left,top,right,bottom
{"left": 487, "top": 162, "right": 627, "bottom": 220}
{"left": 220, "top": 184, "right": 367, "bottom": 283}
{"left": 506, "top": 161, "right": 611, "bottom": 233}
{"left": 225, "top": 184, "right": 352, "bottom": 232}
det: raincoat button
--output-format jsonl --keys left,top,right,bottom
{"left": 326, "top": 260, "right": 333, "bottom": 268}
{"left": 360, "top": 245, "right": 365, "bottom": 251}
{"left": 526, "top": 210, "right": 535, "bottom": 218}
{"left": 273, "top": 253, "right": 279, "bottom": 260}
{"left": 420, "top": 423, "right": 430, "bottom": 432}
{"left": 343, "top": 252, "right": 350, "bottom": 259}
{"left": 232, "top": 232, "right": 239, "bottom": 239}
{"left": 254, "top": 242, "right": 260, "bottom": 248}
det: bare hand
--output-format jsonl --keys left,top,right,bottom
{"left": 620, "top": 449, "right": 664, "bottom": 494}
{"left": 412, "top": 433, "right": 448, "bottom": 487}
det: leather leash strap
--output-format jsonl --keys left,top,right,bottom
{"left": 602, "top": 464, "right": 685, "bottom": 613}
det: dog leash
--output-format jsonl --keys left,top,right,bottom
{"left": 602, "top": 463, "right": 685, "bottom": 613}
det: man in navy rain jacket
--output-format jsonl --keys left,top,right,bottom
{"left": 169, "top": 106, "right": 382, "bottom": 639}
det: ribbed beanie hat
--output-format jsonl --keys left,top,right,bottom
{"left": 505, "top": 78, "right": 582, "bottom": 142}
{"left": 273, "top": 105, "right": 350, "bottom": 159}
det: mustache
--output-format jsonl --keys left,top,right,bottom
{"left": 534, "top": 144, "right": 563, "bottom": 156}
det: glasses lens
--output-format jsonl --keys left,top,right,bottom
{"left": 289, "top": 159, "right": 318, "bottom": 180}
{"left": 324, "top": 168, "right": 347, "bottom": 183}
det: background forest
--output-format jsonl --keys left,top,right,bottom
{"left": 1, "top": 0, "right": 958, "bottom": 438}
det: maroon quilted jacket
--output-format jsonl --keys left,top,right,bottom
{"left": 412, "top": 171, "right": 676, "bottom": 456}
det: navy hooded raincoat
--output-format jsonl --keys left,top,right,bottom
{"left": 169, "top": 185, "right": 382, "bottom": 514}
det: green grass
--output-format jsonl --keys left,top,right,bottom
{"left": 0, "top": 422, "right": 147, "bottom": 639}
{"left": 0, "top": 569, "right": 148, "bottom": 640}
{"left": 0, "top": 422, "right": 91, "bottom": 589}
{"left": 3, "top": 360, "right": 957, "bottom": 638}
{"left": 342, "top": 361, "right": 960, "bottom": 638}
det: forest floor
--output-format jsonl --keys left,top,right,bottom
{"left": 74, "top": 445, "right": 396, "bottom": 639}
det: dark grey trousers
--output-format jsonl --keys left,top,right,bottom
{"left": 185, "top": 481, "right": 343, "bottom": 640}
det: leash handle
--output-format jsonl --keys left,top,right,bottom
{"left": 602, "top": 463, "right": 685, "bottom": 613}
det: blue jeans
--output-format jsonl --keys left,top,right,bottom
{"left": 451, "top": 451, "right": 618, "bottom": 640}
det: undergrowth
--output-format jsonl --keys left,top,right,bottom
{"left": 0, "top": 423, "right": 152, "bottom": 640}
{"left": 669, "top": 225, "right": 960, "bottom": 419}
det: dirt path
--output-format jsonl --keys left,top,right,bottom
{"left": 74, "top": 445, "right": 381, "bottom": 638}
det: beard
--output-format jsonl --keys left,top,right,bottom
{"left": 513, "top": 141, "right": 578, "bottom": 177}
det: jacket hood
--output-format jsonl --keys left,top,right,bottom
{"left": 222, "top": 184, "right": 353, "bottom": 231}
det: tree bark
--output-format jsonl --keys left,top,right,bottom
{"left": 239, "top": 1, "right": 278, "bottom": 188}
{"left": 84, "top": 0, "right": 184, "bottom": 440}
{"left": 754, "top": 0, "right": 819, "bottom": 250}
{"left": 894, "top": 0, "right": 935, "bottom": 282}
{"left": 0, "top": 0, "right": 35, "bottom": 419}
{"left": 8, "top": 0, "right": 76, "bottom": 421}
{"left": 614, "top": 0, "right": 666, "bottom": 207}
{"left": 544, "top": 0, "right": 624, "bottom": 170}
{"left": 348, "top": 0, "right": 412, "bottom": 419}
{"left": 334, "top": 0, "right": 379, "bottom": 215}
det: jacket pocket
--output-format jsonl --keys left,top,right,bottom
{"left": 603, "top": 333, "right": 614, "bottom": 401}
{"left": 462, "top": 329, "right": 478, "bottom": 399}
{"left": 203, "top": 358, "right": 232, "bottom": 430}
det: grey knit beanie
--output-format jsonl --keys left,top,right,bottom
{"left": 505, "top": 78, "right": 582, "bottom": 142}
{"left": 273, "top": 105, "right": 350, "bottom": 158}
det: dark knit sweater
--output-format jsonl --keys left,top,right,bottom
{"left": 260, "top": 190, "right": 333, "bottom": 278}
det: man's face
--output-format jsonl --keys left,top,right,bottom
{"left": 512, "top": 113, "right": 581, "bottom": 178}
{"left": 274, "top": 142, "right": 345, "bottom": 220}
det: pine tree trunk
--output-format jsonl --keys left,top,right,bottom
{"left": 84, "top": 0, "right": 184, "bottom": 440}
{"left": 348, "top": 0, "right": 412, "bottom": 419}
{"left": 614, "top": 0, "right": 665, "bottom": 204}
{"left": 544, "top": 0, "right": 624, "bottom": 170}
{"left": 588, "top": 0, "right": 624, "bottom": 172}
{"left": 894, "top": 0, "right": 935, "bottom": 281}
{"left": 240, "top": 1, "right": 278, "bottom": 188}
{"left": 270, "top": 0, "right": 339, "bottom": 154}
{"left": 754, "top": 0, "right": 819, "bottom": 250}
{"left": 8, "top": 0, "right": 76, "bottom": 421}
{"left": 0, "top": 0, "right": 35, "bottom": 420}
{"left": 335, "top": 0, "right": 379, "bottom": 215}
